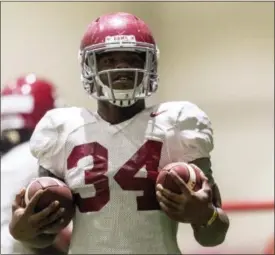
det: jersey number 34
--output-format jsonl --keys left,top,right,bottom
{"left": 67, "top": 140, "right": 162, "bottom": 213}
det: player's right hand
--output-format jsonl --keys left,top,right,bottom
{"left": 9, "top": 188, "right": 65, "bottom": 242}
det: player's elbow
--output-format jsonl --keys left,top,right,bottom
{"left": 195, "top": 231, "right": 226, "bottom": 247}
{"left": 194, "top": 212, "right": 230, "bottom": 247}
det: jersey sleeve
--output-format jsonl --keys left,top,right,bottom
{"left": 29, "top": 110, "right": 65, "bottom": 179}
{"left": 176, "top": 102, "right": 214, "bottom": 162}
{"left": 175, "top": 102, "right": 214, "bottom": 183}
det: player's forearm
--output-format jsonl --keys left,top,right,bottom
{"left": 192, "top": 207, "right": 229, "bottom": 247}
{"left": 22, "top": 233, "right": 56, "bottom": 249}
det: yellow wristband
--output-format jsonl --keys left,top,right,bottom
{"left": 207, "top": 207, "right": 218, "bottom": 226}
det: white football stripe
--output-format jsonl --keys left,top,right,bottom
{"left": 186, "top": 164, "right": 197, "bottom": 190}
{"left": 25, "top": 178, "right": 39, "bottom": 204}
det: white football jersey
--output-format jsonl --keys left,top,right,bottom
{"left": 1, "top": 142, "right": 38, "bottom": 254}
{"left": 30, "top": 101, "right": 214, "bottom": 254}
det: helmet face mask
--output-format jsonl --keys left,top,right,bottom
{"left": 79, "top": 13, "right": 159, "bottom": 108}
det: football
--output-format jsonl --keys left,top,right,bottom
{"left": 156, "top": 162, "right": 203, "bottom": 194}
{"left": 25, "top": 176, "right": 75, "bottom": 233}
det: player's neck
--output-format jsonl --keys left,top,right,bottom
{"left": 97, "top": 100, "right": 145, "bottom": 125}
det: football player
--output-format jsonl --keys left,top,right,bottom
{"left": 9, "top": 13, "right": 229, "bottom": 254}
{"left": 1, "top": 74, "right": 71, "bottom": 254}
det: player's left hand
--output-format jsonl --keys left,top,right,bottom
{"left": 156, "top": 170, "right": 213, "bottom": 225}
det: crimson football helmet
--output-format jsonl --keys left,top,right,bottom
{"left": 1, "top": 73, "right": 56, "bottom": 132}
{"left": 79, "top": 12, "right": 159, "bottom": 107}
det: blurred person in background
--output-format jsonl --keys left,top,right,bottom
{"left": 1, "top": 74, "right": 71, "bottom": 254}
{"left": 9, "top": 13, "right": 229, "bottom": 254}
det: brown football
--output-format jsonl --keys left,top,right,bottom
{"left": 25, "top": 176, "right": 75, "bottom": 233}
{"left": 156, "top": 162, "right": 203, "bottom": 194}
